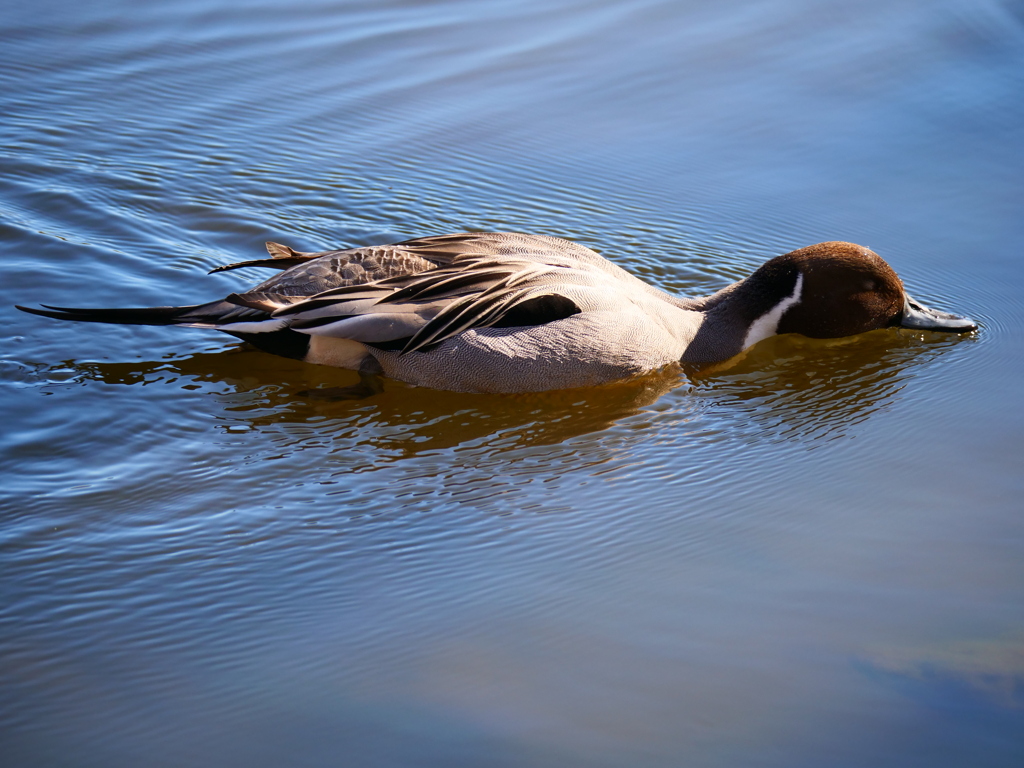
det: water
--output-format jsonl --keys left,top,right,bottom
{"left": 2, "top": 0, "right": 1023, "bottom": 766}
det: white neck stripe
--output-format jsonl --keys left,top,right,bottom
{"left": 742, "top": 272, "right": 804, "bottom": 350}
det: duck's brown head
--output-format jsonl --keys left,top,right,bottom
{"left": 740, "top": 241, "right": 976, "bottom": 349}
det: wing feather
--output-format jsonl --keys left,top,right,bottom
{"left": 271, "top": 254, "right": 585, "bottom": 353}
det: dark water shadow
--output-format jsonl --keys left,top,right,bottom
{"left": 861, "top": 631, "right": 1024, "bottom": 710}
{"left": 852, "top": 632, "right": 1024, "bottom": 764}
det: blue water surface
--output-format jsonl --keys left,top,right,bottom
{"left": 2, "top": 1, "right": 1023, "bottom": 766}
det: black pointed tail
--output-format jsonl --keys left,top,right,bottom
{"left": 14, "top": 298, "right": 273, "bottom": 328}
{"left": 15, "top": 303, "right": 204, "bottom": 325}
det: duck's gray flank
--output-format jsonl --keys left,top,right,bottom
{"left": 16, "top": 232, "right": 977, "bottom": 393}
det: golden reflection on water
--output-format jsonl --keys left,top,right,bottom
{"left": 58, "top": 346, "right": 684, "bottom": 451}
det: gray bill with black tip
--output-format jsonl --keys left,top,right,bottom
{"left": 899, "top": 295, "right": 977, "bottom": 332}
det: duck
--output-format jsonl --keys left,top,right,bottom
{"left": 17, "top": 232, "right": 976, "bottom": 393}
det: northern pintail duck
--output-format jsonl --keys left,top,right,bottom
{"left": 18, "top": 232, "right": 976, "bottom": 393}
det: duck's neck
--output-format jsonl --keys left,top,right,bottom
{"left": 678, "top": 278, "right": 791, "bottom": 365}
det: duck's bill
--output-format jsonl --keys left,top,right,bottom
{"left": 899, "top": 295, "right": 977, "bottom": 332}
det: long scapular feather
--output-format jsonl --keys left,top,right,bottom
{"left": 270, "top": 286, "right": 393, "bottom": 316}
{"left": 399, "top": 281, "right": 554, "bottom": 353}
{"left": 376, "top": 267, "right": 515, "bottom": 304}
{"left": 401, "top": 294, "right": 483, "bottom": 353}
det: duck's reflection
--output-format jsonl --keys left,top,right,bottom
{"left": 60, "top": 328, "right": 971, "bottom": 453}
{"left": 64, "top": 344, "right": 686, "bottom": 453}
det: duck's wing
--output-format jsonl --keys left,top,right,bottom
{"left": 208, "top": 240, "right": 446, "bottom": 296}
{"left": 232, "top": 234, "right": 489, "bottom": 298}
{"left": 210, "top": 235, "right": 495, "bottom": 276}
{"left": 225, "top": 232, "right": 611, "bottom": 298}
{"left": 269, "top": 254, "right": 591, "bottom": 353}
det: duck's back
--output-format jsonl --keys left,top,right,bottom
{"left": 253, "top": 232, "right": 683, "bottom": 306}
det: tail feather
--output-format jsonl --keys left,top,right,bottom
{"left": 207, "top": 242, "right": 315, "bottom": 275}
{"left": 16, "top": 299, "right": 273, "bottom": 328}
{"left": 208, "top": 257, "right": 310, "bottom": 275}
{"left": 15, "top": 303, "right": 201, "bottom": 325}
